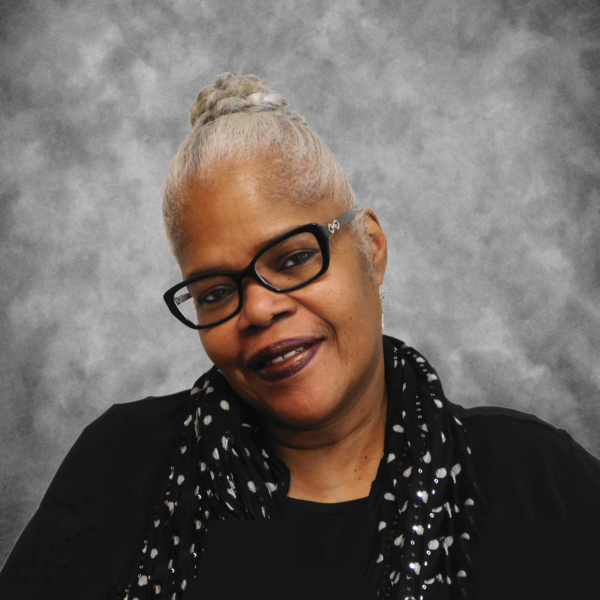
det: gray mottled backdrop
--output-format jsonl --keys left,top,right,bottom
{"left": 1, "top": 0, "right": 599, "bottom": 564}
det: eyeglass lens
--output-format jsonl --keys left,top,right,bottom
{"left": 173, "top": 231, "right": 324, "bottom": 327}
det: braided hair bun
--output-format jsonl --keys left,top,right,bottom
{"left": 189, "top": 72, "right": 308, "bottom": 128}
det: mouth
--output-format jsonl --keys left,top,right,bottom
{"left": 247, "top": 338, "right": 323, "bottom": 382}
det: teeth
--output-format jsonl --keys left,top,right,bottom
{"left": 264, "top": 346, "right": 306, "bottom": 367}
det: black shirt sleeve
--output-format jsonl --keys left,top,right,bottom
{"left": 459, "top": 407, "right": 600, "bottom": 599}
{"left": 0, "top": 392, "right": 190, "bottom": 600}
{"left": 565, "top": 430, "right": 600, "bottom": 517}
{"left": 457, "top": 405, "right": 600, "bottom": 519}
{"left": 0, "top": 406, "right": 118, "bottom": 600}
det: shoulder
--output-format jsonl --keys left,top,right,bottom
{"left": 448, "top": 401, "right": 572, "bottom": 449}
{"left": 35, "top": 387, "right": 193, "bottom": 502}
{"left": 447, "top": 401, "right": 600, "bottom": 518}
{"left": 0, "top": 389, "right": 193, "bottom": 597}
{"left": 49, "top": 390, "right": 193, "bottom": 481}
{"left": 39, "top": 389, "right": 192, "bottom": 497}
{"left": 72, "top": 389, "right": 193, "bottom": 507}
{"left": 62, "top": 389, "right": 192, "bottom": 463}
{"left": 88, "top": 388, "right": 192, "bottom": 435}
{"left": 448, "top": 401, "right": 573, "bottom": 485}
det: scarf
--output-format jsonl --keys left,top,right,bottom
{"left": 116, "top": 335, "right": 486, "bottom": 600}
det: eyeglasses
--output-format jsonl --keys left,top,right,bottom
{"left": 163, "top": 208, "right": 359, "bottom": 329}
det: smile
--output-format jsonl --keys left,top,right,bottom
{"left": 247, "top": 338, "right": 322, "bottom": 383}
{"left": 264, "top": 345, "right": 311, "bottom": 366}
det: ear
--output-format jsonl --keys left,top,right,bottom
{"left": 362, "top": 207, "right": 387, "bottom": 287}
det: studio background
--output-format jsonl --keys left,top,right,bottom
{"left": 1, "top": 0, "right": 599, "bottom": 565}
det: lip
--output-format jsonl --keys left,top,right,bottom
{"left": 247, "top": 337, "right": 322, "bottom": 383}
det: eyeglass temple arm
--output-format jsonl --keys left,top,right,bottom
{"left": 327, "top": 207, "right": 360, "bottom": 236}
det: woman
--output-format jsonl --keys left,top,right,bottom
{"left": 1, "top": 73, "right": 599, "bottom": 600}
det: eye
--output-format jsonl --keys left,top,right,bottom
{"left": 279, "top": 249, "right": 319, "bottom": 270}
{"left": 197, "top": 286, "right": 236, "bottom": 306}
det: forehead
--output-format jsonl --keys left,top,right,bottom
{"left": 178, "top": 158, "right": 336, "bottom": 278}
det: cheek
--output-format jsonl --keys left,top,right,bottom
{"left": 298, "top": 264, "right": 374, "bottom": 359}
{"left": 199, "top": 327, "right": 241, "bottom": 371}
{"left": 322, "top": 251, "right": 373, "bottom": 322}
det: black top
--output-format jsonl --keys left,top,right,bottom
{"left": 192, "top": 496, "right": 378, "bottom": 600}
{"left": 2, "top": 388, "right": 600, "bottom": 599}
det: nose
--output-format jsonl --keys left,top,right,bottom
{"left": 237, "top": 278, "right": 297, "bottom": 329}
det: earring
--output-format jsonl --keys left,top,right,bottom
{"left": 380, "top": 288, "right": 385, "bottom": 328}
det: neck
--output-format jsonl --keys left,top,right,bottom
{"left": 261, "top": 349, "right": 388, "bottom": 504}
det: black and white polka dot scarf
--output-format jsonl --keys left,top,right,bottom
{"left": 117, "top": 335, "right": 486, "bottom": 600}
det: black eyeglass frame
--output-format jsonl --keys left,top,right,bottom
{"left": 163, "top": 207, "right": 359, "bottom": 330}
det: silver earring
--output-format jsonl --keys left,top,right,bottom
{"left": 380, "top": 288, "right": 385, "bottom": 328}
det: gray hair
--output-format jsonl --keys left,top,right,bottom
{"left": 163, "top": 73, "right": 373, "bottom": 275}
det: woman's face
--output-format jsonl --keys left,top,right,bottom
{"left": 178, "top": 157, "right": 387, "bottom": 435}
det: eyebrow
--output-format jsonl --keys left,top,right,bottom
{"left": 184, "top": 222, "right": 309, "bottom": 280}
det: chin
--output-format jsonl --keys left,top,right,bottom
{"left": 258, "top": 393, "right": 339, "bottom": 432}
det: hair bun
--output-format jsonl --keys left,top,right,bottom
{"left": 189, "top": 72, "right": 307, "bottom": 128}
